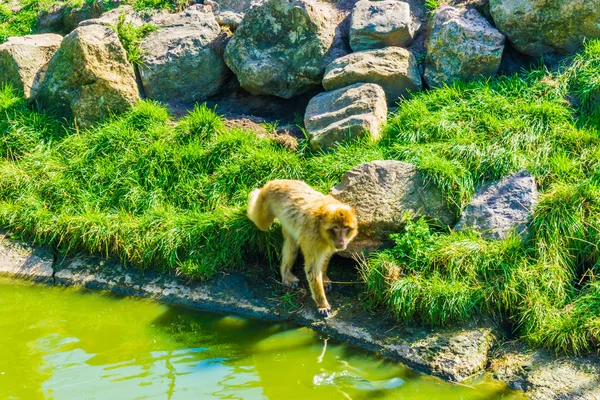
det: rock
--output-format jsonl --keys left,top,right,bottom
{"left": 455, "top": 171, "right": 538, "bottom": 240}
{"left": 0, "top": 231, "right": 54, "bottom": 283}
{"left": 387, "top": 327, "right": 495, "bottom": 382}
{"left": 36, "top": 0, "right": 122, "bottom": 34}
{"left": 138, "top": 5, "right": 230, "bottom": 105}
{"left": 0, "top": 34, "right": 63, "bottom": 100}
{"left": 304, "top": 83, "right": 387, "bottom": 151}
{"left": 78, "top": 5, "right": 153, "bottom": 28}
{"left": 214, "top": 10, "right": 244, "bottom": 30}
{"left": 224, "top": 0, "right": 348, "bottom": 98}
{"left": 205, "top": 0, "right": 266, "bottom": 30}
{"left": 489, "top": 0, "right": 600, "bottom": 57}
{"left": 490, "top": 344, "right": 600, "bottom": 399}
{"left": 322, "top": 47, "right": 422, "bottom": 105}
{"left": 208, "top": 0, "right": 266, "bottom": 14}
{"left": 424, "top": 6, "right": 505, "bottom": 88}
{"left": 35, "top": 25, "right": 140, "bottom": 128}
{"left": 349, "top": 0, "right": 419, "bottom": 51}
{"left": 331, "top": 160, "right": 456, "bottom": 254}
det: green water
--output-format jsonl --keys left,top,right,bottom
{"left": 0, "top": 278, "right": 524, "bottom": 400}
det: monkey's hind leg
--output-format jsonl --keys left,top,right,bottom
{"left": 247, "top": 189, "right": 275, "bottom": 231}
{"left": 280, "top": 229, "right": 300, "bottom": 290}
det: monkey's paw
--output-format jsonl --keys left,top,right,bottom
{"left": 324, "top": 281, "right": 332, "bottom": 293}
{"left": 317, "top": 307, "right": 331, "bottom": 317}
{"left": 282, "top": 278, "right": 299, "bottom": 290}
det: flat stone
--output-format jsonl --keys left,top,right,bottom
{"left": 0, "top": 232, "right": 54, "bottom": 283}
{"left": 386, "top": 327, "right": 495, "bottom": 382}
{"left": 490, "top": 345, "right": 600, "bottom": 399}
{"left": 323, "top": 47, "right": 422, "bottom": 105}
{"left": 455, "top": 170, "right": 538, "bottom": 240}
{"left": 349, "top": 0, "right": 418, "bottom": 51}
{"left": 0, "top": 34, "right": 63, "bottom": 100}
{"left": 305, "top": 83, "right": 387, "bottom": 151}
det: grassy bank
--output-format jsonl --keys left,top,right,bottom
{"left": 1, "top": 28, "right": 599, "bottom": 354}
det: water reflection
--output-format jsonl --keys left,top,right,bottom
{"left": 0, "top": 279, "right": 525, "bottom": 400}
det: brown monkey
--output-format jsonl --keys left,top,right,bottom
{"left": 247, "top": 180, "right": 358, "bottom": 316}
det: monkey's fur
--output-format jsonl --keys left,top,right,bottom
{"left": 247, "top": 180, "right": 358, "bottom": 316}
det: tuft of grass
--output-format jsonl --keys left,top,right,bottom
{"left": 562, "top": 38, "right": 600, "bottom": 127}
{"left": 424, "top": 0, "right": 440, "bottom": 12}
{"left": 110, "top": 11, "right": 156, "bottom": 65}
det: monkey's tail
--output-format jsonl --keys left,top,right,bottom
{"left": 247, "top": 188, "right": 274, "bottom": 231}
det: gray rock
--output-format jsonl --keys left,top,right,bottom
{"left": 139, "top": 5, "right": 230, "bottom": 105}
{"left": 0, "top": 231, "right": 54, "bottom": 283}
{"left": 331, "top": 160, "right": 457, "bottom": 254}
{"left": 455, "top": 171, "right": 538, "bottom": 240}
{"left": 304, "top": 83, "right": 387, "bottom": 151}
{"left": 224, "top": 0, "right": 348, "bottom": 98}
{"left": 36, "top": 0, "right": 122, "bottom": 34}
{"left": 0, "top": 34, "right": 63, "bottom": 100}
{"left": 78, "top": 5, "right": 154, "bottom": 28}
{"left": 349, "top": 0, "right": 418, "bottom": 51}
{"left": 204, "top": 0, "right": 265, "bottom": 30}
{"left": 35, "top": 25, "right": 140, "bottom": 128}
{"left": 490, "top": 345, "right": 600, "bottom": 399}
{"left": 424, "top": 6, "right": 505, "bottom": 88}
{"left": 323, "top": 47, "right": 422, "bottom": 105}
{"left": 207, "top": 0, "right": 266, "bottom": 14}
{"left": 490, "top": 0, "right": 600, "bottom": 57}
{"left": 386, "top": 327, "right": 495, "bottom": 382}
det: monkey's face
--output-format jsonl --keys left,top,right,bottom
{"left": 321, "top": 206, "right": 358, "bottom": 251}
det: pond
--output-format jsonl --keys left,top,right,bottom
{"left": 0, "top": 278, "right": 524, "bottom": 399}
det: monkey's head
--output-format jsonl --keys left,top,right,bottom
{"left": 320, "top": 203, "right": 358, "bottom": 251}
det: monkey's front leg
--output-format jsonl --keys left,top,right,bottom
{"left": 304, "top": 252, "right": 332, "bottom": 317}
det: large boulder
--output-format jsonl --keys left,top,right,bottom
{"left": 223, "top": 0, "right": 348, "bottom": 98}
{"left": 138, "top": 5, "right": 230, "bottom": 105}
{"left": 349, "top": 0, "right": 419, "bottom": 51}
{"left": 304, "top": 83, "right": 387, "bottom": 152}
{"left": 0, "top": 34, "right": 63, "bottom": 100}
{"left": 36, "top": 0, "right": 122, "bottom": 34}
{"left": 424, "top": 6, "right": 505, "bottom": 88}
{"left": 331, "top": 160, "right": 456, "bottom": 254}
{"left": 455, "top": 171, "right": 538, "bottom": 240}
{"left": 35, "top": 25, "right": 140, "bottom": 128}
{"left": 489, "top": 0, "right": 600, "bottom": 57}
{"left": 322, "top": 47, "right": 422, "bottom": 105}
{"left": 204, "top": 0, "right": 267, "bottom": 30}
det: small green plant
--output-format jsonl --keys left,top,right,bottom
{"left": 424, "top": 0, "right": 440, "bottom": 12}
{"left": 110, "top": 12, "right": 156, "bottom": 65}
{"left": 132, "top": 0, "right": 192, "bottom": 11}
